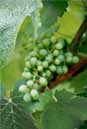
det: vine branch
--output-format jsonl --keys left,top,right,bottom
{"left": 39, "top": 16, "right": 87, "bottom": 92}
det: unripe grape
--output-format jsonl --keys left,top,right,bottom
{"left": 53, "top": 50, "right": 59, "bottom": 56}
{"left": 30, "top": 89, "right": 39, "bottom": 100}
{"left": 72, "top": 56, "right": 80, "bottom": 63}
{"left": 58, "top": 55, "right": 65, "bottom": 62}
{"left": 45, "top": 70, "right": 51, "bottom": 77}
{"left": 19, "top": 85, "right": 28, "bottom": 93}
{"left": 51, "top": 36, "right": 56, "bottom": 43}
{"left": 49, "top": 65, "right": 56, "bottom": 72}
{"left": 30, "top": 51, "right": 37, "bottom": 57}
{"left": 24, "top": 67, "right": 28, "bottom": 72}
{"left": 55, "top": 58, "right": 61, "bottom": 65}
{"left": 42, "top": 72, "right": 47, "bottom": 77}
{"left": 65, "top": 52, "right": 73, "bottom": 57}
{"left": 39, "top": 77, "right": 48, "bottom": 86}
{"left": 46, "top": 54, "right": 53, "bottom": 63}
{"left": 62, "top": 65, "right": 68, "bottom": 74}
{"left": 23, "top": 93, "right": 31, "bottom": 102}
{"left": 42, "top": 61, "right": 49, "bottom": 68}
{"left": 37, "top": 60, "right": 42, "bottom": 65}
{"left": 56, "top": 39, "right": 65, "bottom": 49}
{"left": 25, "top": 61, "right": 31, "bottom": 67}
{"left": 43, "top": 38, "right": 50, "bottom": 48}
{"left": 22, "top": 72, "right": 32, "bottom": 79}
{"left": 30, "top": 57, "right": 37, "bottom": 65}
{"left": 37, "top": 65, "right": 43, "bottom": 71}
{"left": 56, "top": 66, "right": 63, "bottom": 74}
{"left": 39, "top": 49, "right": 48, "bottom": 56}
{"left": 66, "top": 56, "right": 73, "bottom": 63}
{"left": 34, "top": 83, "right": 41, "bottom": 90}
{"left": 27, "top": 80, "right": 34, "bottom": 88}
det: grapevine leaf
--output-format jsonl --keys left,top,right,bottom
{"left": 0, "top": 0, "right": 42, "bottom": 69}
{"left": 0, "top": 81, "right": 6, "bottom": 98}
{"left": 70, "top": 70, "right": 87, "bottom": 92}
{"left": 42, "top": 90, "right": 87, "bottom": 129}
{"left": 40, "top": 0, "right": 68, "bottom": 31}
{"left": 0, "top": 84, "right": 38, "bottom": 129}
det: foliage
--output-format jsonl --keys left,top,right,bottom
{"left": 42, "top": 90, "right": 87, "bottom": 129}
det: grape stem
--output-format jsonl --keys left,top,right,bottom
{"left": 39, "top": 17, "right": 87, "bottom": 92}
{"left": 39, "top": 58, "right": 87, "bottom": 92}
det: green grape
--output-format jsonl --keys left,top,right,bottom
{"left": 72, "top": 56, "right": 80, "bottom": 63}
{"left": 27, "top": 80, "right": 34, "bottom": 88}
{"left": 34, "top": 83, "right": 41, "bottom": 90}
{"left": 66, "top": 56, "right": 73, "bottom": 63}
{"left": 30, "top": 57, "right": 37, "bottom": 65}
{"left": 24, "top": 67, "right": 29, "bottom": 72}
{"left": 42, "top": 61, "right": 49, "bottom": 68}
{"left": 49, "top": 64, "right": 56, "bottom": 72}
{"left": 65, "top": 52, "right": 73, "bottom": 57}
{"left": 22, "top": 72, "right": 32, "bottom": 79}
{"left": 42, "top": 72, "right": 47, "bottom": 77}
{"left": 30, "top": 51, "right": 37, "bottom": 57}
{"left": 43, "top": 38, "right": 50, "bottom": 48}
{"left": 55, "top": 58, "right": 61, "bottom": 65}
{"left": 58, "top": 54, "right": 65, "bottom": 62}
{"left": 25, "top": 61, "right": 30, "bottom": 67}
{"left": 39, "top": 49, "right": 48, "bottom": 56}
{"left": 56, "top": 39, "right": 65, "bottom": 49}
{"left": 53, "top": 50, "right": 60, "bottom": 56}
{"left": 37, "top": 65, "right": 43, "bottom": 72}
{"left": 45, "top": 70, "right": 51, "bottom": 77}
{"left": 56, "top": 66, "right": 63, "bottom": 74}
{"left": 37, "top": 60, "right": 42, "bottom": 65}
{"left": 46, "top": 54, "right": 53, "bottom": 63}
{"left": 62, "top": 65, "right": 68, "bottom": 74}
{"left": 51, "top": 36, "right": 56, "bottom": 43}
{"left": 39, "top": 77, "right": 48, "bottom": 86}
{"left": 23, "top": 93, "right": 31, "bottom": 102}
{"left": 30, "top": 89, "right": 39, "bottom": 100}
{"left": 19, "top": 85, "right": 28, "bottom": 93}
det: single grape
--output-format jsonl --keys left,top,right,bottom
{"left": 72, "top": 56, "right": 80, "bottom": 63}
{"left": 25, "top": 61, "right": 31, "bottom": 67}
{"left": 42, "top": 61, "right": 49, "bottom": 68}
{"left": 27, "top": 80, "right": 34, "bottom": 88}
{"left": 37, "top": 65, "right": 43, "bottom": 72}
{"left": 65, "top": 52, "right": 73, "bottom": 57}
{"left": 30, "top": 57, "right": 37, "bottom": 65}
{"left": 51, "top": 36, "right": 56, "bottom": 43}
{"left": 30, "top": 89, "right": 39, "bottom": 100}
{"left": 30, "top": 51, "right": 37, "bottom": 57}
{"left": 56, "top": 66, "right": 63, "bottom": 74}
{"left": 22, "top": 72, "right": 32, "bottom": 79}
{"left": 24, "top": 67, "right": 28, "bottom": 72}
{"left": 58, "top": 54, "right": 65, "bottom": 62}
{"left": 39, "top": 77, "right": 48, "bottom": 86}
{"left": 46, "top": 54, "right": 53, "bottom": 63}
{"left": 45, "top": 70, "right": 51, "bottom": 77}
{"left": 19, "top": 85, "right": 28, "bottom": 93}
{"left": 66, "top": 56, "right": 73, "bottom": 63}
{"left": 23, "top": 93, "right": 31, "bottom": 102}
{"left": 43, "top": 38, "right": 50, "bottom": 48}
{"left": 62, "top": 65, "right": 68, "bottom": 74}
{"left": 53, "top": 50, "right": 60, "bottom": 56}
{"left": 39, "top": 49, "right": 48, "bottom": 56}
{"left": 49, "top": 64, "right": 56, "bottom": 72}
{"left": 56, "top": 39, "right": 65, "bottom": 49}
{"left": 34, "top": 83, "right": 41, "bottom": 90}
{"left": 55, "top": 58, "right": 61, "bottom": 65}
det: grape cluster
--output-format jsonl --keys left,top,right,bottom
{"left": 19, "top": 34, "right": 80, "bottom": 102}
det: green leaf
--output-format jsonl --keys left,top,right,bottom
{"left": 0, "top": 0, "right": 42, "bottom": 69}
{"left": 40, "top": 0, "right": 68, "bottom": 32}
{"left": 0, "top": 84, "right": 38, "bottom": 129}
{"left": 0, "top": 81, "right": 6, "bottom": 98}
{"left": 42, "top": 90, "right": 87, "bottom": 129}
{"left": 70, "top": 70, "right": 87, "bottom": 92}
